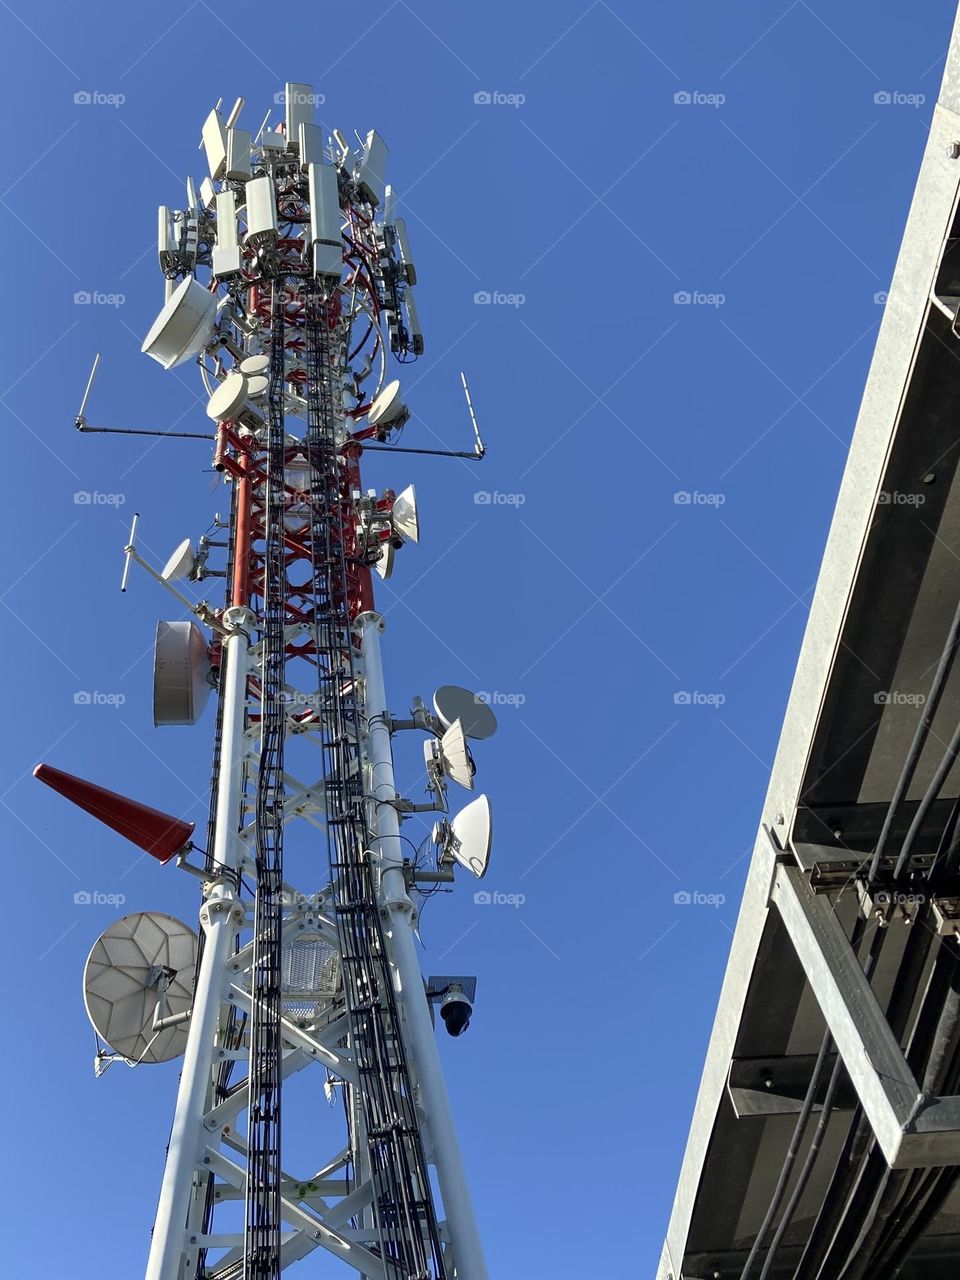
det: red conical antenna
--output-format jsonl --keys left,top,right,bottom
{"left": 33, "top": 763, "right": 194, "bottom": 864}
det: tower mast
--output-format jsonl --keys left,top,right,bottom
{"left": 41, "top": 83, "right": 493, "bottom": 1280}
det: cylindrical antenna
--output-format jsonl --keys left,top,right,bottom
{"left": 254, "top": 109, "right": 271, "bottom": 144}
{"left": 75, "top": 353, "right": 101, "bottom": 427}
{"left": 121, "top": 512, "right": 140, "bottom": 592}
{"left": 460, "top": 372, "right": 485, "bottom": 457}
{"left": 225, "top": 97, "right": 244, "bottom": 129}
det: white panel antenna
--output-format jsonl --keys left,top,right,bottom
{"left": 225, "top": 127, "right": 251, "bottom": 180}
{"left": 245, "top": 175, "right": 278, "bottom": 244}
{"left": 284, "top": 82, "right": 315, "bottom": 139}
{"left": 358, "top": 130, "right": 388, "bottom": 206}
{"left": 202, "top": 109, "right": 227, "bottom": 179}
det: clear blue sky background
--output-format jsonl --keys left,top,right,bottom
{"left": 1, "top": 1, "right": 954, "bottom": 1274}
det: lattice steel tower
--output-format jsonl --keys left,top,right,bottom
{"left": 36, "top": 83, "right": 494, "bottom": 1280}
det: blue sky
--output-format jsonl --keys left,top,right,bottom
{"left": 1, "top": 1, "right": 953, "bottom": 1275}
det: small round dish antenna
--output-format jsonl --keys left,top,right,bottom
{"left": 239, "top": 353, "right": 270, "bottom": 377}
{"left": 83, "top": 912, "right": 198, "bottom": 1064}
{"left": 245, "top": 374, "right": 269, "bottom": 400}
{"left": 433, "top": 685, "right": 498, "bottom": 740}
{"left": 142, "top": 275, "right": 217, "bottom": 370}
{"left": 368, "top": 380, "right": 409, "bottom": 429}
{"left": 161, "top": 538, "right": 196, "bottom": 583}
{"left": 206, "top": 371, "right": 251, "bottom": 422}
{"left": 434, "top": 793, "right": 493, "bottom": 879}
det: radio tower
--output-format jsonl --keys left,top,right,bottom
{"left": 36, "top": 83, "right": 495, "bottom": 1280}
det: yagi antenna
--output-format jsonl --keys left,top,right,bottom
{"left": 360, "top": 371, "right": 487, "bottom": 462}
{"left": 73, "top": 354, "right": 215, "bottom": 441}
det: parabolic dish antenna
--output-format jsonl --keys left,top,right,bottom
{"left": 161, "top": 538, "right": 195, "bottom": 582}
{"left": 239, "top": 353, "right": 270, "bottom": 377}
{"left": 392, "top": 484, "right": 420, "bottom": 543}
{"left": 433, "top": 685, "right": 498, "bottom": 740}
{"left": 368, "top": 379, "right": 407, "bottom": 427}
{"left": 375, "top": 541, "right": 395, "bottom": 580}
{"left": 83, "top": 912, "right": 197, "bottom": 1064}
{"left": 206, "top": 371, "right": 250, "bottom": 422}
{"left": 245, "top": 374, "right": 269, "bottom": 400}
{"left": 439, "top": 793, "right": 493, "bottom": 879}
{"left": 142, "top": 275, "right": 217, "bottom": 370}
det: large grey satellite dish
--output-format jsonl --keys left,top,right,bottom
{"left": 154, "top": 621, "right": 212, "bottom": 726}
{"left": 433, "top": 685, "right": 498, "bottom": 740}
{"left": 436, "top": 793, "right": 493, "bottom": 879}
{"left": 83, "top": 912, "right": 198, "bottom": 1064}
{"left": 142, "top": 275, "right": 217, "bottom": 370}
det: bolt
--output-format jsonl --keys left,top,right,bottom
{"left": 775, "top": 812, "right": 785, "bottom": 826}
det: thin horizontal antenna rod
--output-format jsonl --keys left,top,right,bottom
{"left": 359, "top": 444, "right": 484, "bottom": 460}
{"left": 77, "top": 425, "right": 216, "bottom": 440}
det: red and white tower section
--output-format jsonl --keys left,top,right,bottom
{"left": 36, "top": 84, "right": 495, "bottom": 1280}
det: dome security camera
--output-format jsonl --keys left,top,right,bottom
{"left": 439, "top": 984, "right": 472, "bottom": 1037}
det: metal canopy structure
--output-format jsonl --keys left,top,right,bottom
{"left": 659, "top": 10, "right": 960, "bottom": 1279}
